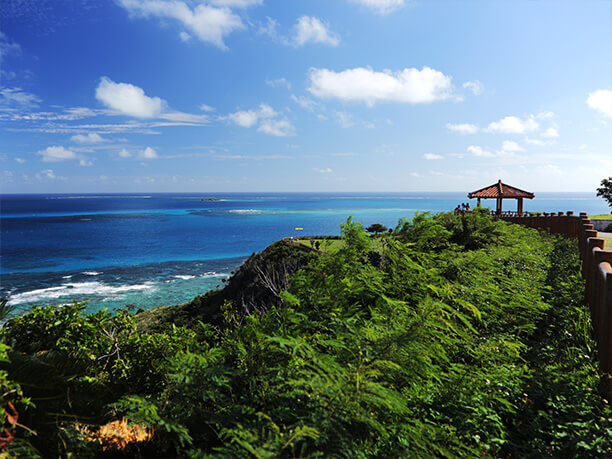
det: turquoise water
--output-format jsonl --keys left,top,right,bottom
{"left": 1, "top": 192, "right": 608, "bottom": 315}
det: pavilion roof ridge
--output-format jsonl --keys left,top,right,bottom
{"left": 468, "top": 179, "right": 535, "bottom": 199}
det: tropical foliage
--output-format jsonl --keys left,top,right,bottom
{"left": 0, "top": 210, "right": 610, "bottom": 457}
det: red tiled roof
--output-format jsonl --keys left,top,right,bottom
{"left": 468, "top": 180, "right": 534, "bottom": 199}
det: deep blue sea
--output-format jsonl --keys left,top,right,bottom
{"left": 1, "top": 192, "right": 608, "bottom": 316}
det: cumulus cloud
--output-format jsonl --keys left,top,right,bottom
{"left": 118, "top": 0, "right": 244, "bottom": 49}
{"left": 467, "top": 145, "right": 493, "bottom": 157}
{"left": 37, "top": 145, "right": 78, "bottom": 162}
{"left": 294, "top": 16, "right": 339, "bottom": 47}
{"left": 15, "top": 157, "right": 26, "bottom": 164}
{"left": 140, "top": 146, "right": 158, "bottom": 159}
{"left": 486, "top": 115, "right": 538, "bottom": 134}
{"left": 71, "top": 132, "right": 105, "bottom": 144}
{"left": 423, "top": 153, "right": 443, "bottom": 160}
{"left": 463, "top": 80, "right": 483, "bottom": 95}
{"left": 500, "top": 140, "right": 523, "bottom": 152}
{"left": 308, "top": 66, "right": 455, "bottom": 106}
{"left": 349, "top": 0, "right": 406, "bottom": 14}
{"left": 314, "top": 167, "right": 333, "bottom": 174}
{"left": 446, "top": 122, "right": 478, "bottom": 134}
{"left": 587, "top": 89, "right": 612, "bottom": 117}
{"left": 96, "top": 77, "right": 165, "bottom": 118}
{"left": 118, "top": 149, "right": 132, "bottom": 157}
{"left": 257, "top": 119, "right": 295, "bottom": 136}
{"left": 228, "top": 103, "right": 280, "bottom": 130}
{"left": 540, "top": 127, "right": 558, "bottom": 138}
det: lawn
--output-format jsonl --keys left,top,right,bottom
{"left": 589, "top": 214, "right": 612, "bottom": 220}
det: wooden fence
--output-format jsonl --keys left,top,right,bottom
{"left": 494, "top": 211, "right": 612, "bottom": 375}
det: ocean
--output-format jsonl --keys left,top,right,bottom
{"left": 1, "top": 192, "right": 608, "bottom": 316}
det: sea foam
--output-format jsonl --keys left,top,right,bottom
{"left": 8, "top": 281, "right": 156, "bottom": 305}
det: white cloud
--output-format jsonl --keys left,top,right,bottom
{"left": 500, "top": 140, "right": 523, "bottom": 152}
{"left": 349, "top": 0, "right": 406, "bottom": 14}
{"left": 96, "top": 77, "right": 165, "bottom": 118}
{"left": 158, "top": 111, "right": 209, "bottom": 123}
{"left": 294, "top": 16, "right": 339, "bottom": 47}
{"left": 15, "top": 157, "right": 26, "bottom": 164}
{"left": 525, "top": 137, "right": 550, "bottom": 146}
{"left": 118, "top": 0, "right": 244, "bottom": 49}
{"left": 0, "top": 87, "right": 41, "bottom": 108}
{"left": 536, "top": 111, "right": 555, "bottom": 120}
{"left": 199, "top": 104, "right": 215, "bottom": 112}
{"left": 291, "top": 94, "right": 319, "bottom": 111}
{"left": 335, "top": 111, "right": 355, "bottom": 128}
{"left": 258, "top": 17, "right": 280, "bottom": 40}
{"left": 79, "top": 159, "right": 94, "bottom": 167}
{"left": 423, "top": 153, "right": 443, "bottom": 160}
{"left": 467, "top": 145, "right": 494, "bottom": 157}
{"left": 0, "top": 32, "right": 21, "bottom": 65}
{"left": 314, "top": 167, "right": 333, "bottom": 174}
{"left": 71, "top": 132, "right": 105, "bottom": 144}
{"left": 266, "top": 77, "right": 291, "bottom": 89}
{"left": 208, "top": 0, "right": 262, "bottom": 7}
{"left": 308, "top": 66, "right": 455, "bottom": 106}
{"left": 179, "top": 31, "right": 191, "bottom": 42}
{"left": 37, "top": 146, "right": 78, "bottom": 162}
{"left": 38, "top": 169, "right": 56, "bottom": 179}
{"left": 463, "top": 80, "right": 483, "bottom": 95}
{"left": 445, "top": 122, "right": 478, "bottom": 134}
{"left": 229, "top": 110, "right": 259, "bottom": 127}
{"left": 140, "top": 146, "right": 158, "bottom": 159}
{"left": 540, "top": 127, "right": 558, "bottom": 138}
{"left": 119, "top": 149, "right": 132, "bottom": 158}
{"left": 587, "top": 89, "right": 612, "bottom": 117}
{"left": 486, "top": 115, "right": 538, "bottom": 134}
{"left": 257, "top": 119, "right": 295, "bottom": 136}
{"left": 228, "top": 103, "right": 277, "bottom": 127}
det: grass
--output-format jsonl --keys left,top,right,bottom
{"left": 296, "top": 236, "right": 387, "bottom": 254}
{"left": 599, "top": 234, "right": 612, "bottom": 250}
{"left": 589, "top": 214, "right": 612, "bottom": 220}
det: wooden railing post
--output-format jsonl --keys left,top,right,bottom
{"left": 588, "top": 238, "right": 606, "bottom": 333}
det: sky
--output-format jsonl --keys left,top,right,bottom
{"left": 0, "top": 0, "right": 611, "bottom": 193}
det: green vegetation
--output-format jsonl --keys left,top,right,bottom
{"left": 596, "top": 177, "right": 612, "bottom": 212}
{"left": 0, "top": 210, "right": 610, "bottom": 457}
{"left": 365, "top": 223, "right": 388, "bottom": 235}
{"left": 588, "top": 215, "right": 612, "bottom": 220}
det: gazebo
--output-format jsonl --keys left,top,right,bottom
{"left": 468, "top": 180, "right": 535, "bottom": 216}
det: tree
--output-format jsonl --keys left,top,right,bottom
{"left": 596, "top": 177, "right": 612, "bottom": 212}
{"left": 365, "top": 223, "right": 388, "bottom": 236}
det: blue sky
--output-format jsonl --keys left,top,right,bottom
{"left": 0, "top": 0, "right": 610, "bottom": 193}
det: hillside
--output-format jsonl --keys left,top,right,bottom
{"left": 0, "top": 210, "right": 610, "bottom": 457}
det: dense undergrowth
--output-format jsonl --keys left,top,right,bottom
{"left": 0, "top": 209, "right": 610, "bottom": 457}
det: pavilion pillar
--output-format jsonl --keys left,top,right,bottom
{"left": 496, "top": 197, "right": 502, "bottom": 215}
{"left": 517, "top": 198, "right": 523, "bottom": 216}
{"left": 477, "top": 198, "right": 481, "bottom": 207}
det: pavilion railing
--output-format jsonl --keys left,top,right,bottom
{"left": 494, "top": 211, "right": 612, "bottom": 381}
